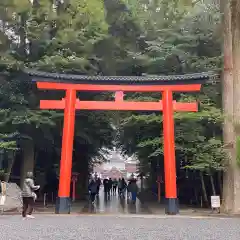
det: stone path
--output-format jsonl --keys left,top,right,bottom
{"left": 2, "top": 187, "right": 234, "bottom": 218}
{"left": 1, "top": 188, "right": 240, "bottom": 239}
{"left": 2, "top": 187, "right": 229, "bottom": 218}
{"left": 0, "top": 214, "right": 240, "bottom": 240}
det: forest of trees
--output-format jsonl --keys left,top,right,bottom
{"left": 0, "top": 0, "right": 239, "bottom": 213}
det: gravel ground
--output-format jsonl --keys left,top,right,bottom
{"left": 0, "top": 214, "right": 240, "bottom": 240}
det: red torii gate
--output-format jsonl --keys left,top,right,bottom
{"left": 29, "top": 70, "right": 210, "bottom": 215}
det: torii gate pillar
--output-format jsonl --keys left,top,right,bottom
{"left": 55, "top": 89, "right": 76, "bottom": 214}
{"left": 162, "top": 90, "right": 178, "bottom": 214}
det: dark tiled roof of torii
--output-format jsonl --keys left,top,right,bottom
{"left": 26, "top": 69, "right": 219, "bottom": 85}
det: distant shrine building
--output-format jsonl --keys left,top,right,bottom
{"left": 93, "top": 151, "right": 138, "bottom": 179}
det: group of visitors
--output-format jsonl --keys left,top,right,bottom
{"left": 102, "top": 177, "right": 128, "bottom": 196}
{"left": 103, "top": 178, "right": 119, "bottom": 195}
{"left": 88, "top": 176, "right": 139, "bottom": 204}
{"left": 116, "top": 177, "right": 139, "bottom": 204}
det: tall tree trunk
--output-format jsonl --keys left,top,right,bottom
{"left": 200, "top": 172, "right": 208, "bottom": 207}
{"left": 222, "top": 0, "right": 234, "bottom": 213}
{"left": 194, "top": 186, "right": 199, "bottom": 205}
{"left": 18, "top": 12, "right": 27, "bottom": 58}
{"left": 231, "top": 0, "right": 240, "bottom": 214}
{"left": 218, "top": 171, "right": 223, "bottom": 198}
{"left": 20, "top": 139, "right": 35, "bottom": 188}
{"left": 5, "top": 151, "right": 16, "bottom": 182}
{"left": 210, "top": 174, "right": 216, "bottom": 196}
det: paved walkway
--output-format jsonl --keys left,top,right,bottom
{"left": 1, "top": 189, "right": 240, "bottom": 239}
{"left": 29, "top": 188, "right": 152, "bottom": 215}
{"left": 1, "top": 214, "right": 240, "bottom": 240}
{"left": 79, "top": 188, "right": 151, "bottom": 215}
{"left": 1, "top": 188, "right": 235, "bottom": 218}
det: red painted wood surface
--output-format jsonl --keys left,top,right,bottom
{"left": 39, "top": 99, "right": 198, "bottom": 111}
{"left": 162, "top": 90, "right": 177, "bottom": 199}
{"left": 58, "top": 89, "right": 76, "bottom": 198}
{"left": 37, "top": 82, "right": 201, "bottom": 92}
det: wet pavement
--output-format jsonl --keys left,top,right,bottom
{"left": 3, "top": 187, "right": 232, "bottom": 218}
{"left": 1, "top": 214, "right": 240, "bottom": 240}
{"left": 80, "top": 187, "right": 152, "bottom": 215}
{"left": 1, "top": 188, "right": 240, "bottom": 239}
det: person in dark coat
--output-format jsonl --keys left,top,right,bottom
{"left": 117, "top": 178, "right": 121, "bottom": 194}
{"left": 127, "top": 179, "right": 139, "bottom": 204}
{"left": 112, "top": 179, "right": 118, "bottom": 195}
{"left": 88, "top": 179, "right": 98, "bottom": 204}
{"left": 103, "top": 178, "right": 109, "bottom": 195}
{"left": 96, "top": 178, "right": 101, "bottom": 196}
{"left": 108, "top": 178, "right": 113, "bottom": 194}
{"left": 119, "top": 178, "right": 127, "bottom": 197}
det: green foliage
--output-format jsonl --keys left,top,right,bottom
{"left": 184, "top": 138, "right": 226, "bottom": 173}
{"left": 0, "top": 0, "right": 114, "bottom": 172}
{"left": 118, "top": 0, "right": 224, "bottom": 177}
{"left": 0, "top": 141, "right": 16, "bottom": 150}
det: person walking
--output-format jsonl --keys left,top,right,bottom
{"left": 108, "top": 178, "right": 113, "bottom": 195}
{"left": 96, "top": 177, "right": 101, "bottom": 196}
{"left": 88, "top": 179, "right": 98, "bottom": 204}
{"left": 103, "top": 178, "right": 109, "bottom": 196}
{"left": 128, "top": 179, "right": 139, "bottom": 204}
{"left": 127, "top": 179, "right": 132, "bottom": 201}
{"left": 117, "top": 178, "right": 121, "bottom": 195}
{"left": 22, "top": 172, "right": 40, "bottom": 219}
{"left": 112, "top": 179, "right": 118, "bottom": 195}
{"left": 119, "top": 178, "right": 127, "bottom": 198}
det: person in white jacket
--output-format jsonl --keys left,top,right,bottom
{"left": 22, "top": 172, "right": 40, "bottom": 219}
